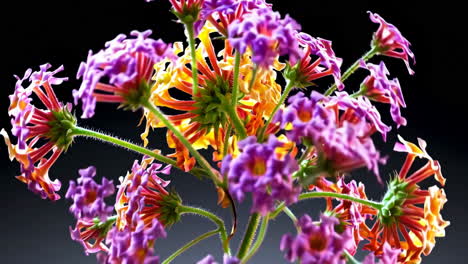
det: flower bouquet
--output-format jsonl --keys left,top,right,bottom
{"left": 2, "top": 0, "right": 449, "bottom": 263}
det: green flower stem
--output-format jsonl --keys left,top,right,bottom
{"left": 258, "top": 79, "right": 296, "bottom": 141}
{"left": 324, "top": 47, "right": 378, "bottom": 96}
{"left": 223, "top": 125, "right": 232, "bottom": 157}
{"left": 237, "top": 212, "right": 260, "bottom": 259}
{"left": 185, "top": 22, "right": 199, "bottom": 97}
{"left": 344, "top": 250, "right": 361, "bottom": 264}
{"left": 299, "top": 192, "right": 382, "bottom": 209}
{"left": 242, "top": 214, "right": 269, "bottom": 263}
{"left": 162, "top": 229, "right": 220, "bottom": 264}
{"left": 282, "top": 206, "right": 297, "bottom": 223}
{"left": 70, "top": 126, "right": 177, "bottom": 166}
{"left": 225, "top": 103, "right": 248, "bottom": 140}
{"left": 272, "top": 191, "right": 382, "bottom": 220}
{"left": 231, "top": 52, "right": 241, "bottom": 107}
{"left": 247, "top": 65, "right": 259, "bottom": 94}
{"left": 142, "top": 101, "right": 221, "bottom": 184}
{"left": 178, "top": 205, "right": 230, "bottom": 254}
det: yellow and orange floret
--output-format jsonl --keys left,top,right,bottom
{"left": 361, "top": 136, "right": 449, "bottom": 263}
{"left": 141, "top": 24, "right": 285, "bottom": 171}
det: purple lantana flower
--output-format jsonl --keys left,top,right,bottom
{"left": 222, "top": 136, "right": 300, "bottom": 215}
{"left": 197, "top": 254, "right": 240, "bottom": 264}
{"left": 368, "top": 11, "right": 415, "bottom": 75}
{"left": 280, "top": 214, "right": 353, "bottom": 264}
{"left": 99, "top": 219, "right": 166, "bottom": 264}
{"left": 74, "top": 30, "right": 174, "bottom": 118}
{"left": 228, "top": 7, "right": 301, "bottom": 68}
{"left": 363, "top": 243, "right": 401, "bottom": 264}
{"left": 360, "top": 60, "right": 407, "bottom": 127}
{"left": 66, "top": 166, "right": 115, "bottom": 221}
{"left": 294, "top": 32, "right": 343, "bottom": 90}
{"left": 277, "top": 92, "right": 386, "bottom": 182}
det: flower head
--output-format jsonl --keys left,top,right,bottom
{"left": 2, "top": 64, "right": 75, "bottom": 200}
{"left": 228, "top": 7, "right": 301, "bottom": 68}
{"left": 222, "top": 136, "right": 299, "bottom": 215}
{"left": 360, "top": 60, "right": 407, "bottom": 127}
{"left": 362, "top": 136, "right": 448, "bottom": 263}
{"left": 74, "top": 30, "right": 174, "bottom": 118}
{"left": 280, "top": 214, "right": 353, "bottom": 263}
{"left": 115, "top": 157, "right": 180, "bottom": 229}
{"left": 100, "top": 219, "right": 166, "bottom": 264}
{"left": 278, "top": 92, "right": 386, "bottom": 183}
{"left": 368, "top": 11, "right": 415, "bottom": 74}
{"left": 66, "top": 166, "right": 115, "bottom": 221}
{"left": 294, "top": 32, "right": 343, "bottom": 90}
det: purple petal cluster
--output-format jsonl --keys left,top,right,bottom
{"left": 360, "top": 60, "right": 407, "bottom": 127}
{"left": 66, "top": 166, "right": 115, "bottom": 221}
{"left": 368, "top": 11, "right": 415, "bottom": 74}
{"left": 100, "top": 219, "right": 166, "bottom": 264}
{"left": 222, "top": 136, "right": 300, "bottom": 215}
{"left": 116, "top": 158, "right": 172, "bottom": 228}
{"left": 277, "top": 92, "right": 386, "bottom": 181}
{"left": 330, "top": 91, "right": 391, "bottom": 141}
{"left": 197, "top": 254, "right": 240, "bottom": 264}
{"left": 297, "top": 32, "right": 343, "bottom": 90}
{"left": 280, "top": 214, "right": 353, "bottom": 264}
{"left": 363, "top": 243, "right": 401, "bottom": 264}
{"left": 9, "top": 69, "right": 34, "bottom": 150}
{"left": 228, "top": 7, "right": 301, "bottom": 68}
{"left": 74, "top": 30, "right": 174, "bottom": 118}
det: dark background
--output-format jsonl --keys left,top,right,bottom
{"left": 1, "top": 0, "right": 466, "bottom": 263}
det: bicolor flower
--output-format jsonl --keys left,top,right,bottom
{"left": 294, "top": 32, "right": 343, "bottom": 90}
{"left": 74, "top": 30, "right": 174, "bottom": 118}
{"left": 222, "top": 136, "right": 299, "bottom": 215}
{"left": 362, "top": 136, "right": 448, "bottom": 263}
{"left": 66, "top": 166, "right": 115, "bottom": 221}
{"left": 280, "top": 214, "right": 353, "bottom": 264}
{"left": 228, "top": 7, "right": 301, "bottom": 68}
{"left": 360, "top": 60, "right": 407, "bottom": 127}
{"left": 2, "top": 64, "right": 75, "bottom": 200}
{"left": 144, "top": 26, "right": 280, "bottom": 168}
{"left": 115, "top": 157, "right": 180, "bottom": 229}
{"left": 368, "top": 11, "right": 415, "bottom": 74}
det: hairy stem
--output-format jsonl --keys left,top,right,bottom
{"left": 179, "top": 205, "right": 230, "bottom": 254}
{"left": 237, "top": 213, "right": 260, "bottom": 259}
{"left": 71, "top": 126, "right": 176, "bottom": 166}
{"left": 162, "top": 229, "right": 220, "bottom": 264}
{"left": 324, "top": 47, "right": 378, "bottom": 96}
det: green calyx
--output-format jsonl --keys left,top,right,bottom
{"left": 190, "top": 76, "right": 232, "bottom": 134}
{"left": 172, "top": 4, "right": 202, "bottom": 25}
{"left": 295, "top": 153, "right": 337, "bottom": 188}
{"left": 46, "top": 107, "right": 77, "bottom": 150}
{"left": 378, "top": 176, "right": 413, "bottom": 225}
{"left": 284, "top": 63, "right": 315, "bottom": 89}
{"left": 92, "top": 215, "right": 117, "bottom": 236}
{"left": 159, "top": 190, "right": 183, "bottom": 227}
{"left": 121, "top": 80, "right": 151, "bottom": 111}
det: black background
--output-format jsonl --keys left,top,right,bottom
{"left": 1, "top": 0, "right": 466, "bottom": 263}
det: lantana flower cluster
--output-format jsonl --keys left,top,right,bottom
{"left": 2, "top": 1, "right": 448, "bottom": 263}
